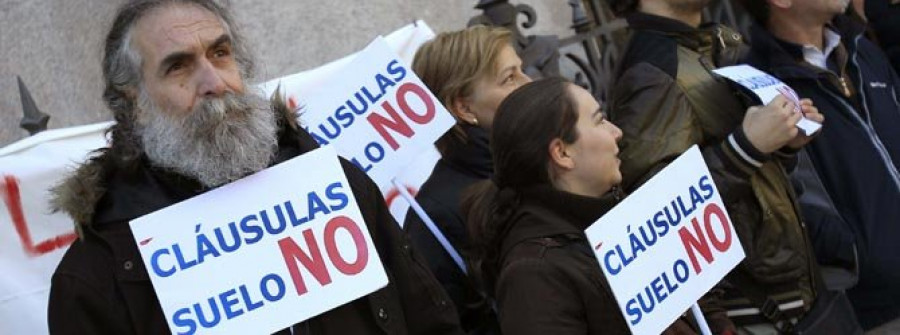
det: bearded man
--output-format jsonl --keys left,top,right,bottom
{"left": 46, "top": 1, "right": 463, "bottom": 334}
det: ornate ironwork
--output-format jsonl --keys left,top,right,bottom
{"left": 17, "top": 76, "right": 49, "bottom": 135}
{"left": 468, "top": 0, "right": 752, "bottom": 101}
{"left": 468, "top": 0, "right": 628, "bottom": 100}
{"left": 469, "top": 0, "right": 561, "bottom": 79}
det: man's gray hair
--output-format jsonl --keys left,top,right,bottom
{"left": 101, "top": 0, "right": 256, "bottom": 163}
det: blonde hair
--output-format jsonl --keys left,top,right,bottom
{"left": 412, "top": 25, "right": 513, "bottom": 155}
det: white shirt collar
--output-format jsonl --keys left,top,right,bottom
{"left": 802, "top": 28, "right": 842, "bottom": 70}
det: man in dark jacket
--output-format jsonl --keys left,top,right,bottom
{"left": 46, "top": 1, "right": 464, "bottom": 334}
{"left": 605, "top": 0, "right": 827, "bottom": 332}
{"left": 739, "top": 0, "right": 900, "bottom": 330}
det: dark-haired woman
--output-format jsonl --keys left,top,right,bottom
{"left": 463, "top": 78, "right": 717, "bottom": 334}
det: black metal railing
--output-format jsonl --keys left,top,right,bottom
{"left": 468, "top": 0, "right": 751, "bottom": 101}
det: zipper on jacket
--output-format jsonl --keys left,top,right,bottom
{"left": 838, "top": 76, "right": 852, "bottom": 97}
{"left": 715, "top": 28, "right": 727, "bottom": 50}
{"left": 850, "top": 36, "right": 900, "bottom": 182}
{"left": 816, "top": 38, "right": 900, "bottom": 191}
{"left": 819, "top": 84, "right": 900, "bottom": 190}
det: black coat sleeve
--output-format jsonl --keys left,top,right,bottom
{"left": 340, "top": 159, "right": 465, "bottom": 335}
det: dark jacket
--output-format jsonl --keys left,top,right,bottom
{"left": 490, "top": 185, "right": 704, "bottom": 335}
{"left": 744, "top": 16, "right": 900, "bottom": 329}
{"left": 47, "top": 103, "right": 464, "bottom": 335}
{"left": 865, "top": 0, "right": 900, "bottom": 73}
{"left": 608, "top": 12, "right": 819, "bottom": 325}
{"left": 403, "top": 125, "right": 498, "bottom": 334}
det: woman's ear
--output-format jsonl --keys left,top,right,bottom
{"left": 548, "top": 138, "right": 575, "bottom": 171}
{"left": 450, "top": 97, "right": 478, "bottom": 125}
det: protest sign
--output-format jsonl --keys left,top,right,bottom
{"left": 130, "top": 146, "right": 387, "bottom": 335}
{"left": 280, "top": 36, "right": 455, "bottom": 190}
{"left": 0, "top": 22, "right": 436, "bottom": 335}
{"left": 585, "top": 146, "right": 745, "bottom": 335}
{"left": 713, "top": 64, "right": 821, "bottom": 135}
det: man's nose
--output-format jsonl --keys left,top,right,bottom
{"left": 196, "top": 60, "right": 227, "bottom": 98}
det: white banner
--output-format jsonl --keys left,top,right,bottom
{"left": 280, "top": 37, "right": 453, "bottom": 191}
{"left": 131, "top": 147, "right": 387, "bottom": 335}
{"left": 257, "top": 20, "right": 442, "bottom": 223}
{"left": 0, "top": 21, "right": 438, "bottom": 335}
{"left": 585, "top": 146, "right": 745, "bottom": 335}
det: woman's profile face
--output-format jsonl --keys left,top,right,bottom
{"left": 565, "top": 84, "right": 623, "bottom": 196}
{"left": 463, "top": 45, "right": 531, "bottom": 129}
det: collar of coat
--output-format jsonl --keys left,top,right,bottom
{"left": 497, "top": 184, "right": 618, "bottom": 257}
{"left": 745, "top": 15, "right": 867, "bottom": 80}
{"left": 50, "top": 93, "right": 312, "bottom": 235}
{"left": 624, "top": 12, "right": 744, "bottom": 53}
{"left": 440, "top": 124, "right": 493, "bottom": 179}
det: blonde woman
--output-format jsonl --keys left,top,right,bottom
{"left": 404, "top": 25, "right": 530, "bottom": 334}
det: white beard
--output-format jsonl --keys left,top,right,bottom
{"left": 136, "top": 90, "right": 278, "bottom": 188}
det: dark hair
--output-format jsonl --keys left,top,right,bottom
{"left": 607, "top": 0, "right": 639, "bottom": 16}
{"left": 461, "top": 77, "right": 580, "bottom": 296}
{"left": 100, "top": 0, "right": 254, "bottom": 165}
{"left": 736, "top": 0, "right": 770, "bottom": 25}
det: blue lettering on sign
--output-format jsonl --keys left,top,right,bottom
{"left": 171, "top": 273, "right": 288, "bottom": 335}
{"left": 147, "top": 182, "right": 351, "bottom": 278}
{"left": 603, "top": 175, "right": 715, "bottom": 276}
{"left": 737, "top": 75, "right": 780, "bottom": 90}
{"left": 305, "top": 59, "right": 409, "bottom": 145}
{"left": 624, "top": 259, "right": 691, "bottom": 325}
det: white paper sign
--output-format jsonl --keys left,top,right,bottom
{"left": 585, "top": 146, "right": 745, "bottom": 335}
{"left": 0, "top": 22, "right": 435, "bottom": 335}
{"left": 713, "top": 64, "right": 822, "bottom": 135}
{"left": 293, "top": 36, "right": 455, "bottom": 190}
{"left": 130, "top": 147, "right": 388, "bottom": 335}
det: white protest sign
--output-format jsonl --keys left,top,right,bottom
{"left": 130, "top": 146, "right": 387, "bottom": 335}
{"left": 713, "top": 64, "right": 821, "bottom": 135}
{"left": 289, "top": 36, "right": 455, "bottom": 190}
{"left": 585, "top": 146, "right": 745, "bottom": 335}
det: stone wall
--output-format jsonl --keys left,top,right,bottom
{"left": 0, "top": 0, "right": 574, "bottom": 146}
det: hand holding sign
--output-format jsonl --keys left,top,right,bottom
{"left": 742, "top": 95, "right": 804, "bottom": 154}
{"left": 785, "top": 98, "right": 824, "bottom": 150}
{"left": 713, "top": 65, "right": 822, "bottom": 136}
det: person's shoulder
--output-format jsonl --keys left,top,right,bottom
{"left": 497, "top": 239, "right": 584, "bottom": 290}
{"left": 415, "top": 163, "right": 480, "bottom": 212}
{"left": 52, "top": 235, "right": 117, "bottom": 295}
{"left": 618, "top": 29, "right": 679, "bottom": 79}
{"left": 337, "top": 158, "right": 379, "bottom": 195}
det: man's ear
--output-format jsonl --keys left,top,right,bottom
{"left": 450, "top": 97, "right": 478, "bottom": 125}
{"left": 548, "top": 138, "right": 575, "bottom": 171}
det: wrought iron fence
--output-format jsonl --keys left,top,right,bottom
{"left": 468, "top": 0, "right": 752, "bottom": 101}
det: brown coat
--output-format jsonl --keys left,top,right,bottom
{"left": 46, "top": 102, "right": 464, "bottom": 335}
{"left": 490, "top": 185, "right": 719, "bottom": 335}
{"left": 608, "top": 13, "right": 819, "bottom": 324}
